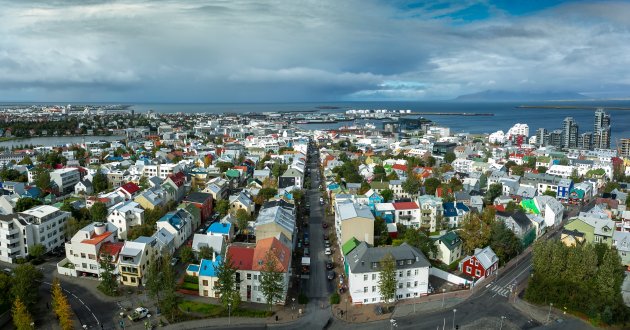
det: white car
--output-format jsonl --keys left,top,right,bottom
{"left": 128, "top": 307, "right": 149, "bottom": 321}
{"left": 325, "top": 247, "right": 332, "bottom": 255}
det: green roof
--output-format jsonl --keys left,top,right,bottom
{"left": 225, "top": 169, "right": 241, "bottom": 178}
{"left": 370, "top": 181, "right": 389, "bottom": 190}
{"left": 520, "top": 199, "right": 539, "bottom": 214}
{"left": 342, "top": 237, "right": 361, "bottom": 255}
{"left": 436, "top": 231, "right": 461, "bottom": 250}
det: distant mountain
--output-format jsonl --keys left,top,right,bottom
{"left": 454, "top": 90, "right": 588, "bottom": 101}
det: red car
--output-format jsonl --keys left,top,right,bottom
{"left": 322, "top": 223, "right": 328, "bottom": 229}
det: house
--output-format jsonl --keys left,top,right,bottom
{"left": 58, "top": 222, "right": 119, "bottom": 277}
{"left": 564, "top": 216, "right": 615, "bottom": 247}
{"left": 495, "top": 211, "right": 535, "bottom": 239}
{"left": 364, "top": 189, "right": 384, "bottom": 209}
{"left": 556, "top": 179, "right": 574, "bottom": 201}
{"left": 197, "top": 256, "right": 223, "bottom": 298}
{"left": 374, "top": 203, "right": 395, "bottom": 223}
{"left": 164, "top": 171, "right": 187, "bottom": 201}
{"left": 179, "top": 202, "right": 202, "bottom": 232}
{"left": 207, "top": 221, "right": 234, "bottom": 241}
{"left": 152, "top": 227, "right": 175, "bottom": 255}
{"left": 192, "top": 234, "right": 224, "bottom": 257}
{"left": 182, "top": 192, "right": 214, "bottom": 221}
{"left": 432, "top": 231, "right": 463, "bottom": 265}
{"left": 204, "top": 177, "right": 229, "bottom": 201}
{"left": 74, "top": 180, "right": 93, "bottom": 195}
{"left": 612, "top": 231, "right": 630, "bottom": 270}
{"left": 107, "top": 201, "right": 145, "bottom": 240}
{"left": 117, "top": 182, "right": 141, "bottom": 201}
{"left": 334, "top": 200, "right": 375, "bottom": 249}
{"left": 118, "top": 236, "right": 159, "bottom": 286}
{"left": 533, "top": 195, "right": 564, "bottom": 228}
{"left": 134, "top": 188, "right": 166, "bottom": 210}
{"left": 345, "top": 242, "right": 430, "bottom": 304}
{"left": 459, "top": 246, "right": 499, "bottom": 280}
{"left": 442, "top": 202, "right": 470, "bottom": 228}
{"left": 560, "top": 229, "right": 586, "bottom": 247}
{"left": 157, "top": 209, "right": 193, "bottom": 249}
{"left": 279, "top": 168, "right": 303, "bottom": 189}
{"left": 229, "top": 191, "right": 255, "bottom": 216}
{"left": 417, "top": 195, "right": 443, "bottom": 232}
{"left": 392, "top": 202, "right": 421, "bottom": 228}
{"left": 254, "top": 205, "right": 295, "bottom": 243}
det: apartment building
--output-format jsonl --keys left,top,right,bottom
{"left": 107, "top": 201, "right": 145, "bottom": 240}
{"left": 118, "top": 236, "right": 159, "bottom": 286}
{"left": 61, "top": 222, "right": 120, "bottom": 277}
{"left": 20, "top": 205, "right": 70, "bottom": 252}
{"left": 50, "top": 168, "right": 81, "bottom": 195}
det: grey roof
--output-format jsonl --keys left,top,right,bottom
{"left": 496, "top": 211, "right": 531, "bottom": 229}
{"left": 347, "top": 242, "right": 430, "bottom": 274}
{"left": 255, "top": 205, "right": 295, "bottom": 235}
{"left": 336, "top": 201, "right": 374, "bottom": 222}
{"left": 516, "top": 185, "right": 536, "bottom": 198}
{"left": 473, "top": 246, "right": 498, "bottom": 269}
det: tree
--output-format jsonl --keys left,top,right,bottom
{"left": 34, "top": 168, "right": 51, "bottom": 190}
{"left": 444, "top": 152, "right": 456, "bottom": 164}
{"left": 488, "top": 222, "right": 522, "bottom": 264}
{"left": 504, "top": 201, "right": 524, "bottom": 213}
{"left": 18, "top": 156, "right": 32, "bottom": 166}
{"left": 423, "top": 178, "right": 441, "bottom": 195}
{"left": 213, "top": 254, "right": 241, "bottom": 310}
{"left": 146, "top": 253, "right": 178, "bottom": 319}
{"left": 198, "top": 246, "right": 214, "bottom": 261}
{"left": 402, "top": 228, "right": 437, "bottom": 258}
{"left": 92, "top": 171, "right": 108, "bottom": 193}
{"left": 11, "top": 264, "right": 43, "bottom": 310}
{"left": 216, "top": 161, "right": 234, "bottom": 173}
{"left": 385, "top": 172, "right": 399, "bottom": 181}
{"left": 214, "top": 199, "right": 229, "bottom": 217}
{"left": 459, "top": 209, "right": 493, "bottom": 254}
{"left": 89, "top": 202, "right": 108, "bottom": 221}
{"left": 14, "top": 198, "right": 43, "bottom": 212}
{"left": 235, "top": 209, "right": 251, "bottom": 235}
{"left": 402, "top": 176, "right": 421, "bottom": 196}
{"left": 378, "top": 254, "right": 397, "bottom": 306}
{"left": 0, "top": 272, "right": 12, "bottom": 307}
{"left": 179, "top": 246, "right": 195, "bottom": 264}
{"left": 51, "top": 278, "right": 74, "bottom": 330}
{"left": 28, "top": 244, "right": 45, "bottom": 260}
{"left": 542, "top": 190, "right": 556, "bottom": 198}
{"left": 97, "top": 254, "right": 118, "bottom": 296}
{"left": 259, "top": 250, "right": 284, "bottom": 310}
{"left": 257, "top": 188, "right": 278, "bottom": 202}
{"left": 11, "top": 298, "right": 34, "bottom": 330}
{"left": 537, "top": 166, "right": 547, "bottom": 174}
{"left": 484, "top": 183, "right": 503, "bottom": 205}
{"left": 380, "top": 189, "right": 394, "bottom": 202}
{"left": 511, "top": 165, "right": 525, "bottom": 176}
{"left": 374, "top": 217, "right": 390, "bottom": 246}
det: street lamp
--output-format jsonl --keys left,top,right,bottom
{"left": 547, "top": 303, "right": 553, "bottom": 323}
{"left": 499, "top": 316, "right": 506, "bottom": 330}
{"left": 442, "top": 288, "right": 446, "bottom": 308}
{"left": 228, "top": 303, "right": 232, "bottom": 325}
{"left": 292, "top": 297, "right": 296, "bottom": 311}
{"left": 452, "top": 309, "right": 457, "bottom": 330}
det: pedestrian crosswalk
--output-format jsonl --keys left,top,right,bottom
{"left": 489, "top": 284, "right": 513, "bottom": 298}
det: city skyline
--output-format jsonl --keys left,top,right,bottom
{"left": 1, "top": 1, "right": 630, "bottom": 102}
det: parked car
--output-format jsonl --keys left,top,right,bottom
{"left": 304, "top": 248, "right": 310, "bottom": 257}
{"left": 326, "top": 261, "right": 334, "bottom": 270}
{"left": 320, "top": 197, "right": 324, "bottom": 205}
{"left": 322, "top": 223, "right": 328, "bottom": 229}
{"left": 128, "top": 307, "right": 149, "bottom": 321}
{"left": 323, "top": 234, "right": 329, "bottom": 240}
{"left": 304, "top": 237, "right": 310, "bottom": 246}
{"left": 170, "top": 257, "right": 179, "bottom": 267}
{"left": 327, "top": 271, "right": 336, "bottom": 280}
{"left": 325, "top": 247, "right": 332, "bottom": 255}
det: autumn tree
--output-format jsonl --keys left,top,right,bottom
{"left": 458, "top": 210, "right": 493, "bottom": 254}
{"left": 51, "top": 278, "right": 74, "bottom": 330}
{"left": 12, "top": 298, "right": 34, "bottom": 330}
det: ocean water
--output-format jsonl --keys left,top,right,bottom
{"left": 130, "top": 101, "right": 630, "bottom": 143}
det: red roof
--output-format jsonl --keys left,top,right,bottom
{"left": 81, "top": 230, "right": 113, "bottom": 245}
{"left": 227, "top": 245, "right": 255, "bottom": 271}
{"left": 234, "top": 166, "right": 248, "bottom": 172}
{"left": 99, "top": 241, "right": 124, "bottom": 261}
{"left": 167, "top": 172, "right": 186, "bottom": 187}
{"left": 392, "top": 164, "right": 408, "bottom": 172}
{"left": 120, "top": 182, "right": 140, "bottom": 195}
{"left": 436, "top": 187, "right": 452, "bottom": 198}
{"left": 392, "top": 202, "right": 419, "bottom": 210}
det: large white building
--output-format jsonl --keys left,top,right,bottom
{"left": 59, "top": 222, "right": 120, "bottom": 277}
{"left": 345, "top": 242, "right": 430, "bottom": 304}
{"left": 50, "top": 168, "right": 81, "bottom": 195}
{"left": 507, "top": 123, "right": 529, "bottom": 138}
{"left": 142, "top": 163, "right": 182, "bottom": 179}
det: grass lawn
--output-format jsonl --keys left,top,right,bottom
{"left": 178, "top": 300, "right": 273, "bottom": 318}
{"left": 179, "top": 282, "right": 199, "bottom": 291}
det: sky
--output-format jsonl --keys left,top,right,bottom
{"left": 1, "top": 0, "right": 630, "bottom": 102}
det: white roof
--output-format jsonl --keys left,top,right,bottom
{"left": 473, "top": 246, "right": 498, "bottom": 269}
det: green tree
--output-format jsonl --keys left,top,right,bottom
{"left": 235, "top": 209, "right": 251, "bottom": 236}
{"left": 374, "top": 217, "right": 390, "bottom": 246}
{"left": 89, "top": 202, "right": 108, "bottom": 221}
{"left": 92, "top": 171, "right": 108, "bottom": 193}
{"left": 484, "top": 183, "right": 503, "bottom": 205}
{"left": 179, "top": 246, "right": 195, "bottom": 264}
{"left": 459, "top": 210, "right": 493, "bottom": 254}
{"left": 213, "top": 254, "right": 241, "bottom": 310}
{"left": 214, "top": 199, "right": 229, "bottom": 217}
{"left": 504, "top": 201, "right": 524, "bottom": 213}
{"left": 14, "top": 198, "right": 43, "bottom": 212}
{"left": 444, "top": 152, "right": 456, "bottom": 164}
{"left": 537, "top": 166, "right": 547, "bottom": 174}
{"left": 257, "top": 187, "right": 278, "bottom": 202}
{"left": 34, "top": 168, "right": 51, "bottom": 190}
{"left": 216, "top": 161, "right": 234, "bottom": 173}
{"left": 11, "top": 298, "right": 34, "bottom": 330}
{"left": 402, "top": 176, "right": 421, "bottom": 196}
{"left": 259, "top": 250, "right": 284, "bottom": 310}
{"left": 198, "top": 246, "right": 214, "bottom": 261}
{"left": 146, "top": 253, "right": 178, "bottom": 320}
{"left": 542, "top": 190, "right": 556, "bottom": 198}
{"left": 378, "top": 254, "right": 397, "bottom": 306}
{"left": 423, "top": 178, "right": 441, "bottom": 195}
{"left": 11, "top": 264, "right": 43, "bottom": 310}
{"left": 28, "top": 244, "right": 46, "bottom": 261}
{"left": 511, "top": 165, "right": 525, "bottom": 176}
{"left": 0, "top": 272, "right": 12, "bottom": 307}
{"left": 97, "top": 253, "right": 118, "bottom": 296}
{"left": 17, "top": 156, "right": 32, "bottom": 166}
{"left": 380, "top": 189, "right": 394, "bottom": 202}
{"left": 488, "top": 222, "right": 522, "bottom": 265}
{"left": 402, "top": 228, "right": 437, "bottom": 258}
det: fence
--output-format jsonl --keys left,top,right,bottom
{"left": 429, "top": 267, "right": 469, "bottom": 285}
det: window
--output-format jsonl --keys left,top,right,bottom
{"left": 466, "top": 266, "right": 472, "bottom": 273}
{"left": 81, "top": 253, "right": 86, "bottom": 258}
{"left": 475, "top": 269, "right": 481, "bottom": 277}
{"left": 372, "top": 262, "right": 378, "bottom": 269}
{"left": 406, "top": 270, "right": 411, "bottom": 277}
{"left": 414, "top": 269, "right": 419, "bottom": 276}
{"left": 364, "top": 299, "right": 368, "bottom": 303}
{"left": 398, "top": 260, "right": 404, "bottom": 266}
{"left": 399, "top": 271, "right": 403, "bottom": 278}
{"left": 372, "top": 286, "right": 376, "bottom": 292}
{"left": 407, "top": 260, "right": 412, "bottom": 265}
{"left": 398, "top": 283, "right": 403, "bottom": 289}
{"left": 406, "top": 293, "right": 411, "bottom": 298}
{"left": 254, "top": 275, "right": 258, "bottom": 280}
{"left": 364, "top": 287, "right": 368, "bottom": 293}
{"left": 202, "top": 280, "right": 208, "bottom": 286}
{"left": 414, "top": 281, "right": 418, "bottom": 287}
{"left": 247, "top": 273, "right": 251, "bottom": 280}
{"left": 372, "top": 298, "right": 377, "bottom": 302}
{"left": 372, "top": 274, "right": 376, "bottom": 280}
{"left": 364, "top": 274, "right": 368, "bottom": 281}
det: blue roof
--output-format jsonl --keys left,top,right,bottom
{"left": 187, "top": 264, "right": 200, "bottom": 273}
{"left": 198, "top": 256, "right": 222, "bottom": 277}
{"left": 158, "top": 210, "right": 186, "bottom": 230}
{"left": 208, "top": 222, "right": 231, "bottom": 235}
{"left": 443, "top": 202, "right": 470, "bottom": 217}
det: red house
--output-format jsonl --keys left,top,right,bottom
{"left": 459, "top": 246, "right": 499, "bottom": 279}
{"left": 118, "top": 182, "right": 141, "bottom": 200}
{"left": 182, "top": 192, "right": 214, "bottom": 221}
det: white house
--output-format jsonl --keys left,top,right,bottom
{"left": 157, "top": 209, "right": 193, "bottom": 249}
{"left": 20, "top": 205, "right": 70, "bottom": 252}
{"left": 59, "top": 222, "right": 120, "bottom": 277}
{"left": 345, "top": 242, "right": 430, "bottom": 304}
{"left": 107, "top": 201, "right": 145, "bottom": 240}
